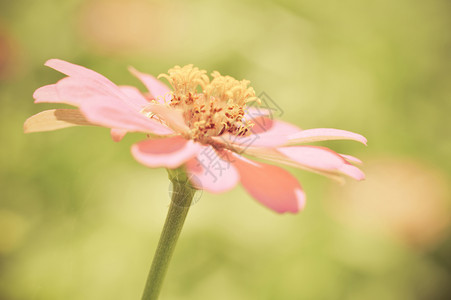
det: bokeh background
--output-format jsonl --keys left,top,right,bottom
{"left": 1, "top": 0, "right": 451, "bottom": 299}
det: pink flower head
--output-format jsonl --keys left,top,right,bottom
{"left": 25, "top": 59, "right": 367, "bottom": 214}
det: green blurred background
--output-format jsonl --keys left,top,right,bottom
{"left": 1, "top": 0, "right": 451, "bottom": 299}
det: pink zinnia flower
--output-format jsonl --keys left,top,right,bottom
{"left": 25, "top": 59, "right": 366, "bottom": 213}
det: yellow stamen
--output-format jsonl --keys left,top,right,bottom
{"left": 156, "top": 65, "right": 261, "bottom": 143}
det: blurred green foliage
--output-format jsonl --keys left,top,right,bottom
{"left": 1, "top": 0, "right": 450, "bottom": 299}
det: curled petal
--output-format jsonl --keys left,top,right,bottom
{"left": 131, "top": 136, "right": 202, "bottom": 169}
{"left": 185, "top": 147, "right": 239, "bottom": 193}
{"left": 231, "top": 153, "right": 305, "bottom": 214}
{"left": 287, "top": 128, "right": 367, "bottom": 145}
{"left": 129, "top": 67, "right": 171, "bottom": 103}
{"left": 24, "top": 109, "right": 94, "bottom": 133}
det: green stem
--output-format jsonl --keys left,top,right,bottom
{"left": 141, "top": 168, "right": 196, "bottom": 300}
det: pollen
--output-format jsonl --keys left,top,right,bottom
{"left": 158, "top": 65, "right": 261, "bottom": 143}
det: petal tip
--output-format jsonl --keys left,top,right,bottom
{"left": 128, "top": 66, "right": 140, "bottom": 76}
{"left": 44, "top": 58, "right": 63, "bottom": 68}
{"left": 33, "top": 84, "right": 60, "bottom": 103}
{"left": 340, "top": 164, "right": 365, "bottom": 181}
{"left": 23, "top": 119, "right": 31, "bottom": 134}
{"left": 277, "top": 188, "right": 305, "bottom": 214}
{"left": 295, "top": 188, "right": 306, "bottom": 211}
{"left": 110, "top": 128, "right": 127, "bottom": 142}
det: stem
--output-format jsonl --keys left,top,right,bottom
{"left": 141, "top": 168, "right": 196, "bottom": 300}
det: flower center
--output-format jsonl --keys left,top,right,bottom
{"left": 158, "top": 65, "right": 260, "bottom": 143}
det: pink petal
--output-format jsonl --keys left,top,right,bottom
{"left": 129, "top": 67, "right": 171, "bottom": 103}
{"left": 251, "top": 116, "right": 301, "bottom": 135}
{"left": 43, "top": 60, "right": 145, "bottom": 111}
{"left": 214, "top": 117, "right": 302, "bottom": 149}
{"left": 35, "top": 78, "right": 173, "bottom": 135}
{"left": 287, "top": 128, "right": 367, "bottom": 145}
{"left": 54, "top": 76, "right": 130, "bottom": 107}
{"left": 213, "top": 132, "right": 286, "bottom": 149}
{"left": 141, "top": 104, "right": 189, "bottom": 134}
{"left": 249, "top": 117, "right": 302, "bottom": 147}
{"left": 36, "top": 60, "right": 177, "bottom": 135}
{"left": 243, "top": 146, "right": 346, "bottom": 183}
{"left": 340, "top": 164, "right": 365, "bottom": 180}
{"left": 340, "top": 154, "right": 362, "bottom": 164}
{"left": 279, "top": 146, "right": 345, "bottom": 170}
{"left": 118, "top": 85, "right": 150, "bottom": 108}
{"left": 45, "top": 59, "right": 130, "bottom": 103}
{"left": 185, "top": 147, "right": 239, "bottom": 193}
{"left": 243, "top": 107, "right": 271, "bottom": 120}
{"left": 110, "top": 128, "right": 128, "bottom": 142}
{"left": 33, "top": 84, "right": 60, "bottom": 103}
{"left": 278, "top": 146, "right": 365, "bottom": 180}
{"left": 45, "top": 59, "right": 116, "bottom": 84}
{"left": 131, "top": 136, "right": 202, "bottom": 169}
{"left": 78, "top": 96, "right": 173, "bottom": 134}
{"left": 231, "top": 153, "right": 305, "bottom": 213}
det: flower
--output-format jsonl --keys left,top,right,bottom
{"left": 25, "top": 59, "right": 366, "bottom": 214}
